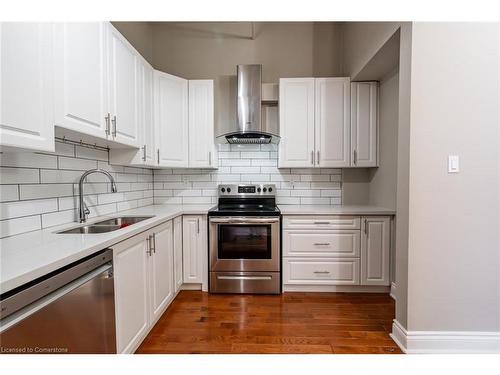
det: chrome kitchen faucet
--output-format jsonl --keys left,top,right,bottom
{"left": 78, "top": 169, "right": 117, "bottom": 223}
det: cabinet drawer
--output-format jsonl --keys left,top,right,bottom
{"left": 283, "top": 258, "right": 360, "bottom": 285}
{"left": 283, "top": 230, "right": 360, "bottom": 257}
{"left": 283, "top": 215, "right": 360, "bottom": 230}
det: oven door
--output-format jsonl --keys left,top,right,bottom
{"left": 209, "top": 216, "right": 280, "bottom": 272}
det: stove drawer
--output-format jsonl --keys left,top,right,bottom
{"left": 283, "top": 230, "right": 360, "bottom": 257}
{"left": 283, "top": 216, "right": 361, "bottom": 230}
{"left": 283, "top": 258, "right": 360, "bottom": 285}
{"left": 210, "top": 272, "right": 280, "bottom": 294}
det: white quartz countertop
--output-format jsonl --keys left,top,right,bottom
{"left": 0, "top": 204, "right": 213, "bottom": 294}
{"left": 278, "top": 204, "right": 396, "bottom": 215}
{"left": 1, "top": 203, "right": 395, "bottom": 294}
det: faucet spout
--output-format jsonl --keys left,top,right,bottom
{"left": 78, "top": 169, "right": 118, "bottom": 223}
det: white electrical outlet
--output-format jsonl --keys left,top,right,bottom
{"left": 448, "top": 155, "right": 460, "bottom": 173}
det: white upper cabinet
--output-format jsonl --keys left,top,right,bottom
{"left": 315, "top": 78, "right": 350, "bottom": 167}
{"left": 154, "top": 70, "right": 188, "bottom": 167}
{"left": 278, "top": 78, "right": 315, "bottom": 168}
{"left": 54, "top": 22, "right": 109, "bottom": 140}
{"left": 351, "top": 82, "right": 378, "bottom": 167}
{"left": 188, "top": 80, "right": 217, "bottom": 168}
{"left": 0, "top": 23, "right": 55, "bottom": 152}
{"left": 108, "top": 24, "right": 139, "bottom": 147}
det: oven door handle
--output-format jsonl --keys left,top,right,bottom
{"left": 209, "top": 217, "right": 280, "bottom": 224}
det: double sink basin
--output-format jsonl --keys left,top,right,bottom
{"left": 57, "top": 216, "right": 154, "bottom": 234}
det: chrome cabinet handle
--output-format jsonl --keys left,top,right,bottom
{"left": 314, "top": 242, "right": 331, "bottom": 246}
{"left": 317, "top": 150, "right": 320, "bottom": 165}
{"left": 311, "top": 150, "right": 314, "bottom": 165}
{"left": 152, "top": 233, "right": 156, "bottom": 253}
{"left": 146, "top": 236, "right": 152, "bottom": 256}
{"left": 157, "top": 149, "right": 160, "bottom": 164}
{"left": 197, "top": 218, "right": 200, "bottom": 234}
{"left": 105, "top": 113, "right": 111, "bottom": 135}
{"left": 313, "top": 271, "right": 330, "bottom": 274}
{"left": 353, "top": 149, "right": 357, "bottom": 165}
{"left": 142, "top": 145, "right": 147, "bottom": 161}
{"left": 314, "top": 221, "right": 330, "bottom": 225}
{"left": 364, "top": 219, "right": 368, "bottom": 235}
{"left": 111, "top": 115, "right": 117, "bottom": 137}
{"left": 208, "top": 151, "right": 212, "bottom": 165}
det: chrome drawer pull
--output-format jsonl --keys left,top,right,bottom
{"left": 313, "top": 271, "right": 330, "bottom": 274}
{"left": 313, "top": 242, "right": 331, "bottom": 246}
{"left": 217, "top": 276, "right": 272, "bottom": 281}
{"left": 314, "top": 221, "right": 330, "bottom": 225}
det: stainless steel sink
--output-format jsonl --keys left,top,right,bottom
{"left": 93, "top": 216, "right": 154, "bottom": 226}
{"left": 58, "top": 225, "right": 122, "bottom": 234}
{"left": 56, "top": 216, "right": 154, "bottom": 234}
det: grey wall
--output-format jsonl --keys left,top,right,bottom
{"left": 406, "top": 23, "right": 500, "bottom": 332}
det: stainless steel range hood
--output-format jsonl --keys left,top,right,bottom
{"left": 217, "top": 64, "right": 280, "bottom": 144}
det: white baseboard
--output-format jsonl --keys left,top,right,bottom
{"left": 283, "top": 284, "right": 390, "bottom": 293}
{"left": 390, "top": 319, "right": 500, "bottom": 353}
{"left": 390, "top": 282, "right": 396, "bottom": 300}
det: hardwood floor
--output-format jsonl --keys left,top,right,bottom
{"left": 136, "top": 291, "right": 402, "bottom": 354}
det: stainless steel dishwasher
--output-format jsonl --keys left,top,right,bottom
{"left": 0, "top": 249, "right": 116, "bottom": 354}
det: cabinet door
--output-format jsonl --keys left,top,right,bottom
{"left": 188, "top": 80, "right": 216, "bottom": 168}
{"left": 113, "top": 234, "right": 149, "bottom": 354}
{"left": 54, "top": 22, "right": 108, "bottom": 140}
{"left": 173, "top": 216, "right": 183, "bottom": 293}
{"left": 315, "top": 77, "right": 350, "bottom": 167}
{"left": 150, "top": 221, "right": 174, "bottom": 323}
{"left": 154, "top": 70, "right": 188, "bottom": 167}
{"left": 182, "top": 215, "right": 206, "bottom": 284}
{"left": 142, "top": 61, "right": 155, "bottom": 165}
{"left": 361, "top": 217, "right": 390, "bottom": 286}
{"left": 0, "top": 23, "right": 54, "bottom": 152}
{"left": 278, "top": 78, "right": 315, "bottom": 168}
{"left": 351, "top": 82, "right": 378, "bottom": 167}
{"left": 108, "top": 24, "right": 139, "bottom": 147}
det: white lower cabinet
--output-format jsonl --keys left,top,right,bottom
{"left": 283, "top": 215, "right": 391, "bottom": 290}
{"left": 361, "top": 217, "right": 391, "bottom": 286}
{"left": 182, "top": 215, "right": 207, "bottom": 287}
{"left": 113, "top": 232, "right": 150, "bottom": 354}
{"left": 284, "top": 258, "right": 360, "bottom": 285}
{"left": 113, "top": 220, "right": 174, "bottom": 354}
{"left": 173, "top": 216, "right": 183, "bottom": 293}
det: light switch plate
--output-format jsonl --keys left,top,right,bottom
{"left": 448, "top": 155, "right": 459, "bottom": 173}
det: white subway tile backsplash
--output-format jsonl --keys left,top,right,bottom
{"left": 1, "top": 153, "right": 57, "bottom": 169}
{"left": 0, "top": 167, "right": 39, "bottom": 184}
{"left": 58, "top": 156, "right": 97, "bottom": 171}
{"left": 220, "top": 159, "right": 252, "bottom": 167}
{"left": 300, "top": 197, "right": 331, "bottom": 205}
{"left": 290, "top": 190, "right": 321, "bottom": 197}
{"left": 1, "top": 145, "right": 153, "bottom": 238}
{"left": 241, "top": 151, "right": 269, "bottom": 159}
{"left": 0, "top": 185, "right": 19, "bottom": 202}
{"left": 231, "top": 166, "right": 261, "bottom": 174}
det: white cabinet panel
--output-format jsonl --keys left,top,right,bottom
{"left": 283, "top": 230, "right": 360, "bottom": 258}
{"left": 54, "top": 22, "right": 108, "bottom": 139}
{"left": 188, "top": 80, "right": 216, "bottom": 168}
{"left": 108, "top": 25, "right": 139, "bottom": 147}
{"left": 142, "top": 62, "right": 155, "bottom": 165}
{"left": 315, "top": 78, "right": 350, "bottom": 167}
{"left": 173, "top": 216, "right": 183, "bottom": 293}
{"left": 154, "top": 70, "right": 188, "bottom": 167}
{"left": 283, "top": 258, "right": 360, "bottom": 285}
{"left": 283, "top": 215, "right": 361, "bottom": 230}
{"left": 351, "top": 82, "right": 378, "bottom": 167}
{"left": 0, "top": 23, "right": 54, "bottom": 152}
{"left": 361, "top": 217, "right": 390, "bottom": 285}
{"left": 278, "top": 78, "right": 315, "bottom": 168}
{"left": 149, "top": 221, "right": 174, "bottom": 323}
{"left": 113, "top": 234, "right": 149, "bottom": 354}
{"left": 182, "top": 215, "right": 207, "bottom": 284}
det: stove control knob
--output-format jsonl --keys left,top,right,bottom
{"left": 227, "top": 187, "right": 231, "bottom": 193}
{"left": 268, "top": 187, "right": 273, "bottom": 192}
{"left": 221, "top": 188, "right": 225, "bottom": 193}
{"left": 263, "top": 187, "right": 267, "bottom": 193}
{"left": 257, "top": 187, "right": 261, "bottom": 193}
